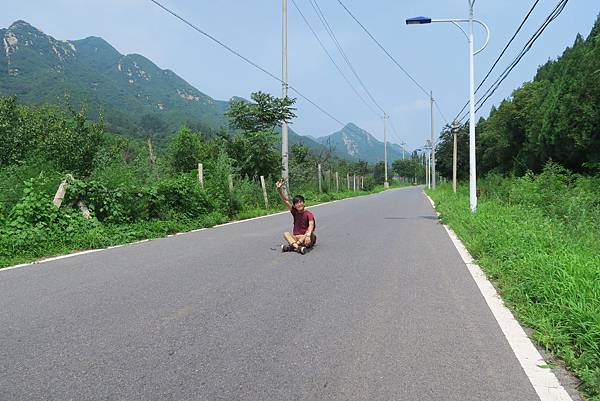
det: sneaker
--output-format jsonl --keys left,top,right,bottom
{"left": 298, "top": 246, "right": 307, "bottom": 255}
{"left": 281, "top": 244, "right": 292, "bottom": 252}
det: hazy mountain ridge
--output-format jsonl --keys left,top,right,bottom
{"left": 317, "top": 123, "right": 406, "bottom": 163}
{"left": 1, "top": 20, "right": 405, "bottom": 163}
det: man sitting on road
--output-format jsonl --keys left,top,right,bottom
{"left": 276, "top": 180, "right": 316, "bottom": 255}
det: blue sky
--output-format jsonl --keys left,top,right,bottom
{"left": 2, "top": 1, "right": 598, "bottom": 150}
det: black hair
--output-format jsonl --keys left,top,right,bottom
{"left": 292, "top": 195, "right": 305, "bottom": 205}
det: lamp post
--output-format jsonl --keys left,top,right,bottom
{"left": 421, "top": 141, "right": 432, "bottom": 189}
{"left": 430, "top": 91, "right": 435, "bottom": 189}
{"left": 384, "top": 114, "right": 389, "bottom": 188}
{"left": 406, "top": 3, "right": 489, "bottom": 212}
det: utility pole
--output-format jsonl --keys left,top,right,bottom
{"left": 281, "top": 0, "right": 289, "bottom": 193}
{"left": 452, "top": 120, "right": 459, "bottom": 193}
{"left": 430, "top": 91, "right": 436, "bottom": 189}
{"left": 425, "top": 152, "right": 431, "bottom": 189}
{"left": 384, "top": 114, "right": 389, "bottom": 188}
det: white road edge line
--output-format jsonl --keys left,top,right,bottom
{"left": 424, "top": 193, "right": 573, "bottom": 401}
{"left": 2, "top": 188, "right": 404, "bottom": 272}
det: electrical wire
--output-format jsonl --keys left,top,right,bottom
{"left": 335, "top": 0, "right": 430, "bottom": 98}
{"left": 290, "top": 0, "right": 379, "bottom": 118}
{"left": 148, "top": 0, "right": 404, "bottom": 156}
{"left": 453, "top": 0, "right": 542, "bottom": 121}
{"left": 308, "top": 0, "right": 386, "bottom": 116}
{"left": 148, "top": 0, "right": 345, "bottom": 126}
{"left": 434, "top": 100, "right": 449, "bottom": 125}
{"left": 457, "top": 0, "right": 569, "bottom": 123}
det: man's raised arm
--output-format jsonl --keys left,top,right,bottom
{"left": 276, "top": 180, "right": 292, "bottom": 210}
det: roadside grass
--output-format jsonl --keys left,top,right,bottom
{"left": 427, "top": 178, "right": 600, "bottom": 400}
{"left": 0, "top": 181, "right": 411, "bottom": 269}
{"left": 0, "top": 212, "right": 229, "bottom": 268}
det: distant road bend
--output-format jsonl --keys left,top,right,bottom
{"left": 1, "top": 186, "right": 552, "bottom": 400}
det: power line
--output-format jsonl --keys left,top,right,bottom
{"left": 308, "top": 0, "right": 386, "bottom": 116}
{"left": 334, "top": 0, "right": 446, "bottom": 147}
{"left": 477, "top": 0, "right": 543, "bottom": 101}
{"left": 290, "top": 0, "right": 379, "bottom": 118}
{"left": 434, "top": 100, "right": 449, "bottom": 125}
{"left": 457, "top": 0, "right": 569, "bottom": 123}
{"left": 388, "top": 119, "right": 407, "bottom": 147}
{"left": 335, "top": 0, "right": 430, "bottom": 98}
{"left": 148, "top": 0, "right": 403, "bottom": 156}
{"left": 148, "top": 0, "right": 346, "bottom": 126}
{"left": 453, "top": 0, "right": 542, "bottom": 121}
{"left": 471, "top": 0, "right": 568, "bottom": 117}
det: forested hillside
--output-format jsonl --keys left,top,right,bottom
{"left": 0, "top": 20, "right": 404, "bottom": 163}
{"left": 437, "top": 16, "right": 600, "bottom": 177}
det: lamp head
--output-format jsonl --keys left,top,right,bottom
{"left": 406, "top": 16, "right": 432, "bottom": 25}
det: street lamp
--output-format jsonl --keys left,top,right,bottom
{"left": 420, "top": 141, "right": 432, "bottom": 189}
{"left": 406, "top": 3, "right": 489, "bottom": 212}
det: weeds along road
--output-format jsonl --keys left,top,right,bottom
{"left": 1, "top": 186, "right": 543, "bottom": 401}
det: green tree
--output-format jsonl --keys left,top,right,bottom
{"left": 373, "top": 161, "right": 386, "bottom": 183}
{"left": 168, "top": 127, "right": 202, "bottom": 173}
{"left": 224, "top": 91, "right": 296, "bottom": 180}
{"left": 225, "top": 91, "right": 296, "bottom": 133}
{"left": 0, "top": 96, "right": 32, "bottom": 166}
{"left": 42, "top": 104, "right": 104, "bottom": 176}
{"left": 393, "top": 158, "right": 420, "bottom": 180}
{"left": 289, "top": 143, "right": 315, "bottom": 187}
{"left": 140, "top": 113, "right": 168, "bottom": 137}
{"left": 227, "top": 131, "right": 281, "bottom": 179}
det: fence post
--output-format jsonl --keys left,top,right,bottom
{"left": 53, "top": 174, "right": 74, "bottom": 208}
{"left": 260, "top": 175, "right": 269, "bottom": 209}
{"left": 53, "top": 180, "right": 68, "bottom": 208}
{"left": 198, "top": 163, "right": 204, "bottom": 190}
{"left": 335, "top": 172, "right": 339, "bottom": 192}
{"left": 78, "top": 200, "right": 91, "bottom": 219}
{"left": 318, "top": 163, "right": 322, "bottom": 193}
{"left": 228, "top": 174, "right": 234, "bottom": 193}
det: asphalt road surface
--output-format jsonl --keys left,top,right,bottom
{"left": 1, "top": 186, "right": 542, "bottom": 400}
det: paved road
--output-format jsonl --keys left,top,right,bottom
{"left": 0, "top": 186, "right": 540, "bottom": 400}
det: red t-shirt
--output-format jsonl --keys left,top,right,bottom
{"left": 291, "top": 208, "right": 316, "bottom": 235}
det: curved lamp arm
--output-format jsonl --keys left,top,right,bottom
{"left": 431, "top": 18, "right": 490, "bottom": 55}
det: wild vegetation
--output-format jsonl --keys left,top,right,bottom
{"left": 0, "top": 92, "right": 411, "bottom": 268}
{"left": 431, "top": 17, "right": 600, "bottom": 400}
{"left": 428, "top": 166, "right": 600, "bottom": 399}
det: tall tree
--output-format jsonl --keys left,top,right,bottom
{"left": 224, "top": 91, "right": 296, "bottom": 179}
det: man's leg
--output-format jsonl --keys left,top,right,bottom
{"left": 283, "top": 232, "right": 300, "bottom": 251}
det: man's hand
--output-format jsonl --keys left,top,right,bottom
{"left": 303, "top": 235, "right": 312, "bottom": 246}
{"left": 276, "top": 180, "right": 292, "bottom": 210}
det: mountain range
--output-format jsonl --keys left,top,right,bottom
{"left": 0, "top": 20, "right": 407, "bottom": 163}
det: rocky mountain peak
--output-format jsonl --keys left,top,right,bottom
{"left": 9, "top": 20, "right": 37, "bottom": 31}
{"left": 3, "top": 20, "right": 77, "bottom": 70}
